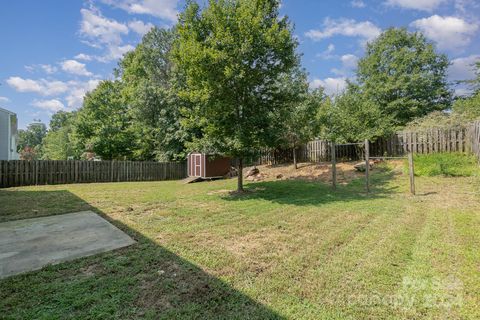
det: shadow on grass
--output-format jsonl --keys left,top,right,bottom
{"left": 0, "top": 190, "right": 283, "bottom": 319}
{"left": 224, "top": 166, "right": 399, "bottom": 206}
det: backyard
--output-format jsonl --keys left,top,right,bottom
{"left": 1, "top": 162, "right": 479, "bottom": 319}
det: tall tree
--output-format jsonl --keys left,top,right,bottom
{"left": 281, "top": 69, "right": 325, "bottom": 169}
{"left": 319, "top": 84, "right": 393, "bottom": 143}
{"left": 453, "top": 60, "right": 480, "bottom": 120}
{"left": 173, "top": 0, "right": 299, "bottom": 191}
{"left": 119, "top": 27, "right": 186, "bottom": 161}
{"left": 357, "top": 28, "right": 452, "bottom": 126}
{"left": 73, "top": 80, "right": 135, "bottom": 160}
{"left": 42, "top": 111, "right": 77, "bottom": 160}
{"left": 17, "top": 121, "right": 47, "bottom": 160}
{"left": 49, "top": 111, "right": 74, "bottom": 131}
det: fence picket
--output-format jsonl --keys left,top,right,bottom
{"left": 0, "top": 160, "right": 187, "bottom": 188}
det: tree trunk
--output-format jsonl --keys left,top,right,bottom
{"left": 237, "top": 158, "right": 244, "bottom": 192}
{"left": 293, "top": 147, "right": 297, "bottom": 170}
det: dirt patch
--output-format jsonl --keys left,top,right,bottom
{"left": 244, "top": 162, "right": 368, "bottom": 184}
{"left": 79, "top": 263, "right": 105, "bottom": 277}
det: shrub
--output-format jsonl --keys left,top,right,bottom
{"left": 407, "top": 152, "right": 480, "bottom": 177}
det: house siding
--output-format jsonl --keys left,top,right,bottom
{"left": 0, "top": 108, "right": 19, "bottom": 160}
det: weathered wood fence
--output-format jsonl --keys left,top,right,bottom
{"left": 256, "top": 124, "right": 479, "bottom": 165}
{"left": 0, "top": 160, "right": 187, "bottom": 188}
{"left": 372, "top": 126, "right": 471, "bottom": 156}
{"left": 471, "top": 121, "right": 480, "bottom": 162}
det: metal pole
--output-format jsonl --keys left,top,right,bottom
{"left": 365, "top": 139, "right": 370, "bottom": 194}
{"left": 331, "top": 142, "right": 336, "bottom": 190}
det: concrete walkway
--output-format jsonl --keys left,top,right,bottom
{"left": 0, "top": 211, "right": 135, "bottom": 279}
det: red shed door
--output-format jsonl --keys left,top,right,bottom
{"left": 194, "top": 154, "right": 202, "bottom": 177}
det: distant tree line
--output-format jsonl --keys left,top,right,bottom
{"left": 16, "top": 0, "right": 480, "bottom": 191}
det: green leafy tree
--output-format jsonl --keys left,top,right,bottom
{"left": 73, "top": 80, "right": 135, "bottom": 160}
{"left": 281, "top": 70, "right": 325, "bottom": 169}
{"left": 319, "top": 84, "right": 393, "bottom": 143}
{"left": 49, "top": 111, "right": 73, "bottom": 131}
{"left": 119, "top": 27, "right": 186, "bottom": 161}
{"left": 453, "top": 60, "right": 480, "bottom": 120}
{"left": 452, "top": 94, "right": 480, "bottom": 120}
{"left": 405, "top": 111, "right": 473, "bottom": 130}
{"left": 42, "top": 111, "right": 78, "bottom": 160}
{"left": 173, "top": 0, "right": 299, "bottom": 191}
{"left": 357, "top": 28, "right": 452, "bottom": 126}
{"left": 17, "top": 121, "right": 47, "bottom": 159}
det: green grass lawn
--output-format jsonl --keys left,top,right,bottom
{"left": 1, "top": 164, "right": 479, "bottom": 319}
{"left": 408, "top": 152, "right": 480, "bottom": 177}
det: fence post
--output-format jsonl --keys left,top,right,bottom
{"left": 331, "top": 142, "right": 336, "bottom": 190}
{"left": 408, "top": 152, "right": 416, "bottom": 195}
{"left": 365, "top": 139, "right": 370, "bottom": 194}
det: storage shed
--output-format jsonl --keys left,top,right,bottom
{"left": 187, "top": 153, "right": 231, "bottom": 178}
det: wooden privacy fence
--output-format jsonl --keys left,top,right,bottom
{"left": 0, "top": 160, "right": 187, "bottom": 188}
{"left": 254, "top": 141, "right": 361, "bottom": 165}
{"left": 471, "top": 121, "right": 480, "bottom": 161}
{"left": 371, "top": 126, "right": 471, "bottom": 157}
{"left": 255, "top": 124, "right": 478, "bottom": 165}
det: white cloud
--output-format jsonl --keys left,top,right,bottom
{"left": 385, "top": 0, "right": 446, "bottom": 11}
{"left": 331, "top": 54, "right": 359, "bottom": 76}
{"left": 7, "top": 77, "right": 69, "bottom": 96}
{"left": 317, "top": 43, "right": 336, "bottom": 59}
{"left": 7, "top": 77, "right": 44, "bottom": 93}
{"left": 96, "top": 44, "right": 135, "bottom": 63}
{"left": 74, "top": 53, "right": 93, "bottom": 61}
{"left": 101, "top": 0, "right": 179, "bottom": 22}
{"left": 128, "top": 20, "right": 154, "bottom": 35}
{"left": 410, "top": 15, "right": 478, "bottom": 50}
{"left": 306, "top": 18, "right": 381, "bottom": 42}
{"left": 6, "top": 76, "right": 100, "bottom": 110}
{"left": 351, "top": 0, "right": 366, "bottom": 8}
{"left": 40, "top": 64, "right": 58, "bottom": 74}
{"left": 24, "top": 64, "right": 58, "bottom": 74}
{"left": 80, "top": 8, "right": 129, "bottom": 46}
{"left": 24, "top": 65, "right": 35, "bottom": 73}
{"left": 43, "top": 81, "right": 69, "bottom": 96}
{"left": 32, "top": 99, "right": 65, "bottom": 112}
{"left": 79, "top": 8, "right": 135, "bottom": 62}
{"left": 65, "top": 79, "right": 101, "bottom": 108}
{"left": 310, "top": 77, "right": 348, "bottom": 96}
{"left": 61, "top": 60, "right": 93, "bottom": 76}
{"left": 340, "top": 54, "right": 359, "bottom": 69}
{"left": 449, "top": 54, "right": 479, "bottom": 81}
{"left": 0, "top": 96, "right": 10, "bottom": 103}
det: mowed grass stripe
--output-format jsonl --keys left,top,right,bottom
{"left": 452, "top": 210, "right": 480, "bottom": 319}
{"left": 300, "top": 208, "right": 420, "bottom": 307}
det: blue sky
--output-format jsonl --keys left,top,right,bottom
{"left": 0, "top": 0, "right": 479, "bottom": 129}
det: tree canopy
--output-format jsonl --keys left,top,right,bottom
{"left": 17, "top": 121, "right": 47, "bottom": 160}
{"left": 73, "top": 80, "right": 134, "bottom": 160}
{"left": 279, "top": 69, "right": 326, "bottom": 168}
{"left": 319, "top": 84, "right": 393, "bottom": 143}
{"left": 452, "top": 60, "right": 480, "bottom": 120}
{"left": 118, "top": 27, "right": 186, "bottom": 161}
{"left": 42, "top": 111, "right": 77, "bottom": 160}
{"left": 356, "top": 28, "right": 452, "bottom": 126}
{"left": 173, "top": 0, "right": 300, "bottom": 190}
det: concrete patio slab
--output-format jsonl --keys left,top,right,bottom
{"left": 0, "top": 211, "right": 135, "bottom": 279}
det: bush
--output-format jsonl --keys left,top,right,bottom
{"left": 407, "top": 152, "right": 480, "bottom": 177}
